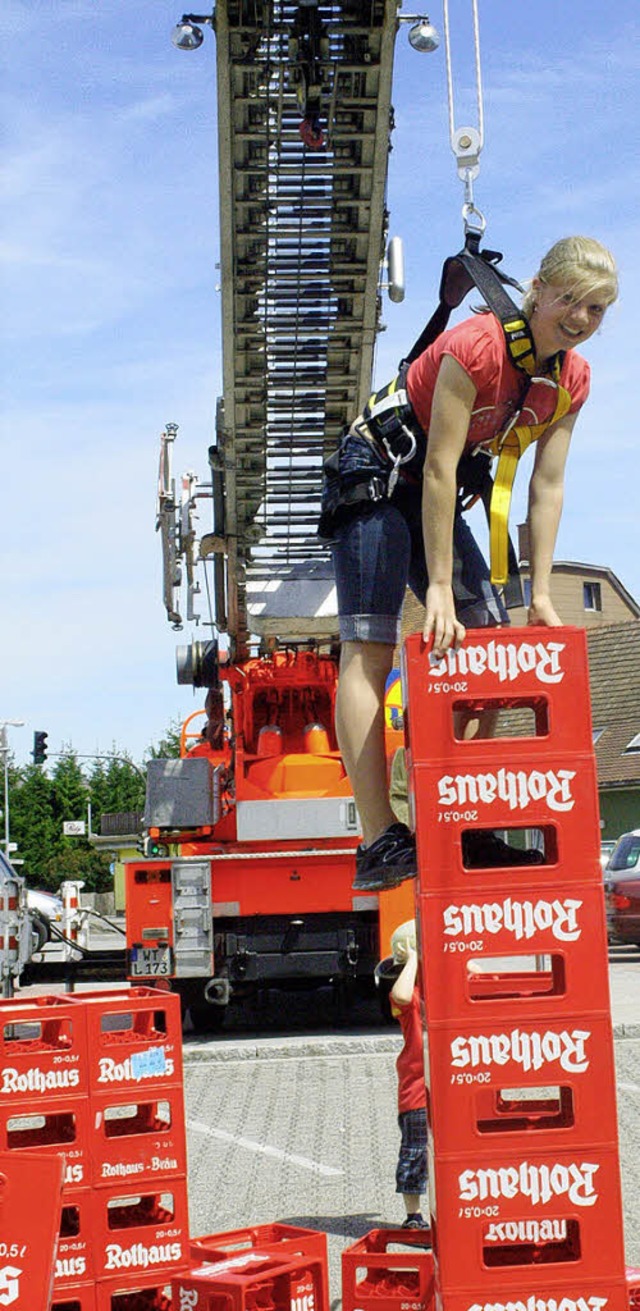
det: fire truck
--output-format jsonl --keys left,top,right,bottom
{"left": 124, "top": 0, "right": 424, "bottom": 1028}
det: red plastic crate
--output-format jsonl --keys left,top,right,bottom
{"left": 0, "top": 1149, "right": 64, "bottom": 1311}
{"left": 401, "top": 628, "right": 594, "bottom": 760}
{"left": 191, "top": 1224, "right": 329, "bottom": 1307}
{"left": 52, "top": 1283, "right": 98, "bottom": 1311}
{"left": 54, "top": 1193, "right": 95, "bottom": 1287}
{"left": 73, "top": 989, "right": 183, "bottom": 1094}
{"left": 434, "top": 1278, "right": 630, "bottom": 1311}
{"left": 91, "top": 1181, "right": 189, "bottom": 1279}
{"left": 418, "top": 880, "right": 608, "bottom": 978}
{"left": 417, "top": 895, "right": 611, "bottom": 1027}
{"left": 342, "top": 1228, "right": 434, "bottom": 1311}
{"left": 417, "top": 894, "right": 610, "bottom": 1026}
{"left": 424, "top": 1012, "right": 619, "bottom": 1154}
{"left": 426, "top": 1143, "right": 626, "bottom": 1291}
{"left": 410, "top": 754, "right": 601, "bottom": 896}
{"left": 174, "top": 1251, "right": 328, "bottom": 1311}
{"left": 94, "top": 1271, "right": 173, "bottom": 1309}
{"left": 0, "top": 994, "right": 88, "bottom": 1101}
{"left": 628, "top": 1267, "right": 640, "bottom": 1310}
{"left": 0, "top": 1091, "right": 91, "bottom": 1192}
{"left": 191, "top": 1221, "right": 328, "bottom": 1265}
{"left": 412, "top": 805, "right": 603, "bottom": 896}
{"left": 90, "top": 1084, "right": 187, "bottom": 1189}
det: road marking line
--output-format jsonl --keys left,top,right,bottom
{"left": 187, "top": 1119, "right": 343, "bottom": 1176}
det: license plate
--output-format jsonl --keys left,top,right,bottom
{"left": 130, "top": 945, "right": 172, "bottom": 977}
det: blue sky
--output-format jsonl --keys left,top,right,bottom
{"left": 1, "top": 0, "right": 639, "bottom": 767}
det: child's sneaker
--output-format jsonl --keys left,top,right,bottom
{"left": 401, "top": 1212, "right": 429, "bottom": 1230}
{"left": 353, "top": 823, "right": 417, "bottom": 891}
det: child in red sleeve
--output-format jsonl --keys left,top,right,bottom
{"left": 389, "top": 920, "right": 429, "bottom": 1230}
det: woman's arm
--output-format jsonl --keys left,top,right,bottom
{"left": 422, "top": 355, "right": 477, "bottom": 655}
{"left": 527, "top": 412, "right": 578, "bottom": 626}
{"left": 390, "top": 946, "right": 419, "bottom": 1007}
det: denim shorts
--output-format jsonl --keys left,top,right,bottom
{"left": 329, "top": 432, "right": 508, "bottom": 645}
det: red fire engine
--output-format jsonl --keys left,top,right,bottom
{"left": 125, "top": 634, "right": 413, "bottom": 1029}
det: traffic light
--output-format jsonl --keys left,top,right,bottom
{"left": 32, "top": 731, "right": 49, "bottom": 765}
{"left": 136, "top": 834, "right": 169, "bottom": 859}
{"left": 146, "top": 838, "right": 169, "bottom": 858}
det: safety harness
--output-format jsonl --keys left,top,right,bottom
{"left": 320, "top": 234, "right": 572, "bottom": 596}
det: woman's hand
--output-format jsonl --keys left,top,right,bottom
{"left": 528, "top": 595, "right": 562, "bottom": 627}
{"left": 424, "top": 582, "right": 466, "bottom": 657}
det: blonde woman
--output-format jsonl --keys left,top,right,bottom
{"left": 324, "top": 236, "right": 618, "bottom": 891}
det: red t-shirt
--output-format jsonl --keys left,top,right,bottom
{"left": 406, "top": 312, "right": 590, "bottom": 454}
{"left": 391, "top": 986, "right": 426, "bottom": 1113}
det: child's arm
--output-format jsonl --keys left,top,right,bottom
{"left": 390, "top": 946, "right": 418, "bottom": 1008}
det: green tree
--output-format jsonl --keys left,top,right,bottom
{"left": 52, "top": 752, "right": 89, "bottom": 840}
{"left": 5, "top": 723, "right": 185, "bottom": 891}
{"left": 42, "top": 844, "right": 113, "bottom": 894}
{"left": 146, "top": 718, "right": 183, "bottom": 760}
{"left": 8, "top": 763, "right": 58, "bottom": 887}
{"left": 87, "top": 759, "right": 112, "bottom": 825}
{"left": 93, "top": 755, "right": 145, "bottom": 814}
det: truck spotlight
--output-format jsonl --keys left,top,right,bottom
{"left": 176, "top": 638, "right": 220, "bottom": 687}
{"left": 408, "top": 18, "right": 439, "bottom": 52}
{"left": 171, "top": 13, "right": 213, "bottom": 49}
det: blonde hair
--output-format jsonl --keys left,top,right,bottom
{"left": 521, "top": 236, "right": 618, "bottom": 318}
{"left": 391, "top": 919, "right": 416, "bottom": 964}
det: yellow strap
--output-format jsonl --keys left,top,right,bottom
{"left": 488, "top": 384, "right": 572, "bottom": 586}
{"left": 366, "top": 373, "right": 398, "bottom": 413}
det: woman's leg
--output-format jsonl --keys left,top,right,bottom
{"left": 330, "top": 490, "right": 416, "bottom": 888}
{"left": 335, "top": 639, "right": 396, "bottom": 847}
{"left": 331, "top": 494, "right": 409, "bottom": 846}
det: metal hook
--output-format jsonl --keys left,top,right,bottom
{"left": 462, "top": 200, "right": 486, "bottom": 238}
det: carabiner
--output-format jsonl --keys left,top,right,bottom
{"left": 462, "top": 201, "right": 486, "bottom": 238}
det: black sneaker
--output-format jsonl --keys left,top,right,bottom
{"left": 353, "top": 822, "right": 417, "bottom": 892}
{"left": 402, "top": 1212, "right": 429, "bottom": 1230}
{"left": 462, "top": 830, "right": 545, "bottom": 868}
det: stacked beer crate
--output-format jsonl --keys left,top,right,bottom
{"left": 0, "top": 987, "right": 188, "bottom": 1310}
{"left": 173, "top": 1222, "right": 330, "bottom": 1311}
{"left": 341, "top": 1226, "right": 435, "bottom": 1311}
{"left": 402, "top": 626, "right": 628, "bottom": 1311}
{"left": 0, "top": 1149, "right": 65, "bottom": 1308}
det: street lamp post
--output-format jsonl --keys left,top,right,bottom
{"left": 0, "top": 721, "right": 25, "bottom": 858}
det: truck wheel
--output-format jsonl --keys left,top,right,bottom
{"left": 189, "top": 999, "right": 227, "bottom": 1033}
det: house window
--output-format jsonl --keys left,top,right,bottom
{"left": 624, "top": 731, "right": 640, "bottom": 753}
{"left": 593, "top": 728, "right": 605, "bottom": 744}
{"left": 583, "top": 581, "right": 602, "bottom": 612}
{"left": 522, "top": 578, "right": 532, "bottom": 608}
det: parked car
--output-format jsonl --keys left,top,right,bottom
{"left": 604, "top": 829, "right": 640, "bottom": 947}
{"left": 0, "top": 850, "right": 63, "bottom": 923}
{"left": 26, "top": 889, "right": 63, "bottom": 923}
{"left": 600, "top": 839, "right": 617, "bottom": 870}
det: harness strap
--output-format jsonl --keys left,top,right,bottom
{"left": 403, "top": 232, "right": 540, "bottom": 380}
{"left": 450, "top": 249, "right": 538, "bottom": 377}
{"left": 487, "top": 382, "right": 572, "bottom": 585}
